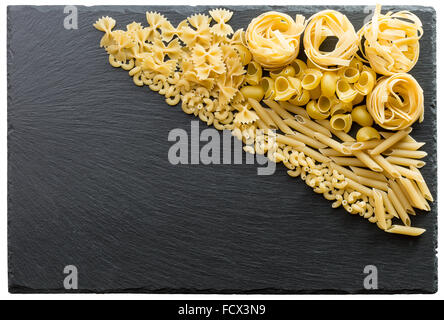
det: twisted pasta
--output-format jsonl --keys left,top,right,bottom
{"left": 303, "top": 10, "right": 359, "bottom": 70}
{"left": 246, "top": 11, "right": 306, "bottom": 69}
{"left": 367, "top": 73, "right": 424, "bottom": 130}
{"left": 357, "top": 4, "right": 423, "bottom": 75}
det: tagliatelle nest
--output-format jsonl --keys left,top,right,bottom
{"left": 246, "top": 11, "right": 306, "bottom": 70}
{"left": 303, "top": 10, "right": 359, "bottom": 70}
{"left": 357, "top": 4, "right": 423, "bottom": 75}
{"left": 367, "top": 73, "right": 424, "bottom": 130}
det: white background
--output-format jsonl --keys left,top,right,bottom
{"left": 1, "top": 0, "right": 442, "bottom": 300}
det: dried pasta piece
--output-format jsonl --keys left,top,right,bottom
{"left": 367, "top": 74, "right": 424, "bottom": 130}
{"left": 192, "top": 44, "right": 225, "bottom": 80}
{"left": 246, "top": 11, "right": 306, "bottom": 69}
{"left": 209, "top": 9, "right": 234, "bottom": 37}
{"left": 106, "top": 30, "right": 135, "bottom": 62}
{"left": 303, "top": 10, "right": 359, "bottom": 70}
{"left": 93, "top": 16, "right": 116, "bottom": 47}
{"left": 385, "top": 225, "right": 425, "bottom": 236}
{"left": 357, "top": 4, "right": 423, "bottom": 75}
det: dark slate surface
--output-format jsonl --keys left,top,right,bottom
{"left": 7, "top": 5, "right": 437, "bottom": 293}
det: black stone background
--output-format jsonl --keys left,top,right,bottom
{"left": 7, "top": 5, "right": 437, "bottom": 293}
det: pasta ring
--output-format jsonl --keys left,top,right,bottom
{"left": 357, "top": 4, "right": 423, "bottom": 75}
{"left": 367, "top": 73, "right": 424, "bottom": 130}
{"left": 246, "top": 11, "right": 306, "bottom": 69}
{"left": 304, "top": 10, "right": 359, "bottom": 70}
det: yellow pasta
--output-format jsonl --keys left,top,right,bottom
{"left": 94, "top": 8, "right": 431, "bottom": 236}
{"left": 248, "top": 98, "right": 276, "bottom": 129}
{"left": 369, "top": 128, "right": 412, "bottom": 156}
{"left": 294, "top": 115, "right": 332, "bottom": 137}
{"left": 388, "top": 188, "right": 411, "bottom": 226}
{"left": 367, "top": 74, "right": 424, "bottom": 130}
{"left": 357, "top": 4, "right": 423, "bottom": 75}
{"left": 398, "top": 177, "right": 428, "bottom": 211}
{"left": 373, "top": 189, "right": 387, "bottom": 230}
{"left": 313, "top": 132, "right": 351, "bottom": 155}
{"left": 410, "top": 167, "right": 433, "bottom": 201}
{"left": 385, "top": 225, "right": 425, "bottom": 236}
{"left": 350, "top": 167, "right": 387, "bottom": 182}
{"left": 330, "top": 114, "right": 352, "bottom": 133}
{"left": 304, "top": 10, "right": 359, "bottom": 70}
{"left": 371, "top": 154, "right": 401, "bottom": 179}
{"left": 320, "top": 71, "right": 338, "bottom": 97}
{"left": 388, "top": 179, "right": 415, "bottom": 215}
{"left": 246, "top": 11, "right": 306, "bottom": 69}
{"left": 383, "top": 149, "right": 427, "bottom": 159}
{"left": 331, "top": 157, "right": 365, "bottom": 167}
{"left": 385, "top": 156, "right": 425, "bottom": 168}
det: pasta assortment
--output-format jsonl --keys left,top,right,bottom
{"left": 93, "top": 6, "right": 432, "bottom": 237}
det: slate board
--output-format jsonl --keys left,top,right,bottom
{"left": 7, "top": 5, "right": 437, "bottom": 293}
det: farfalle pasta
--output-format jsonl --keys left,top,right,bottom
{"left": 93, "top": 6, "right": 432, "bottom": 237}
{"left": 357, "top": 4, "right": 423, "bottom": 75}
{"left": 246, "top": 11, "right": 306, "bottom": 69}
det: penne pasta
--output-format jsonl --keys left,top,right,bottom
{"left": 302, "top": 146, "right": 332, "bottom": 163}
{"left": 284, "top": 118, "right": 316, "bottom": 139}
{"left": 392, "top": 141, "right": 425, "bottom": 151}
{"left": 398, "top": 178, "right": 429, "bottom": 211}
{"left": 330, "top": 163, "right": 360, "bottom": 181}
{"left": 388, "top": 179, "right": 415, "bottom": 215}
{"left": 286, "top": 133, "right": 327, "bottom": 149}
{"left": 350, "top": 140, "right": 380, "bottom": 151}
{"left": 410, "top": 167, "right": 433, "bottom": 201}
{"left": 319, "top": 148, "right": 347, "bottom": 157}
{"left": 295, "top": 115, "right": 332, "bottom": 137}
{"left": 388, "top": 188, "right": 411, "bottom": 226}
{"left": 382, "top": 191, "right": 399, "bottom": 219}
{"left": 350, "top": 167, "right": 387, "bottom": 182}
{"left": 385, "top": 156, "right": 425, "bottom": 168}
{"left": 379, "top": 131, "right": 417, "bottom": 143}
{"left": 392, "top": 165, "right": 425, "bottom": 182}
{"left": 369, "top": 127, "right": 413, "bottom": 156}
{"left": 358, "top": 176, "right": 388, "bottom": 191}
{"left": 352, "top": 150, "right": 383, "bottom": 172}
{"left": 385, "top": 225, "right": 426, "bottom": 236}
{"left": 315, "top": 119, "right": 356, "bottom": 142}
{"left": 373, "top": 189, "right": 387, "bottom": 230}
{"left": 248, "top": 98, "right": 276, "bottom": 129}
{"left": 313, "top": 132, "right": 352, "bottom": 155}
{"left": 382, "top": 149, "right": 428, "bottom": 159}
{"left": 264, "top": 100, "right": 293, "bottom": 119}
{"left": 279, "top": 101, "right": 310, "bottom": 118}
{"left": 371, "top": 154, "right": 401, "bottom": 179}
{"left": 275, "top": 134, "right": 305, "bottom": 150}
{"left": 345, "top": 178, "right": 373, "bottom": 198}
{"left": 265, "top": 108, "right": 294, "bottom": 135}
{"left": 331, "top": 157, "right": 366, "bottom": 167}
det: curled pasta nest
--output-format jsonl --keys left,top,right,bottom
{"left": 303, "top": 10, "right": 359, "bottom": 70}
{"left": 246, "top": 11, "right": 306, "bottom": 70}
{"left": 367, "top": 73, "right": 424, "bottom": 130}
{"left": 357, "top": 4, "right": 423, "bottom": 75}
